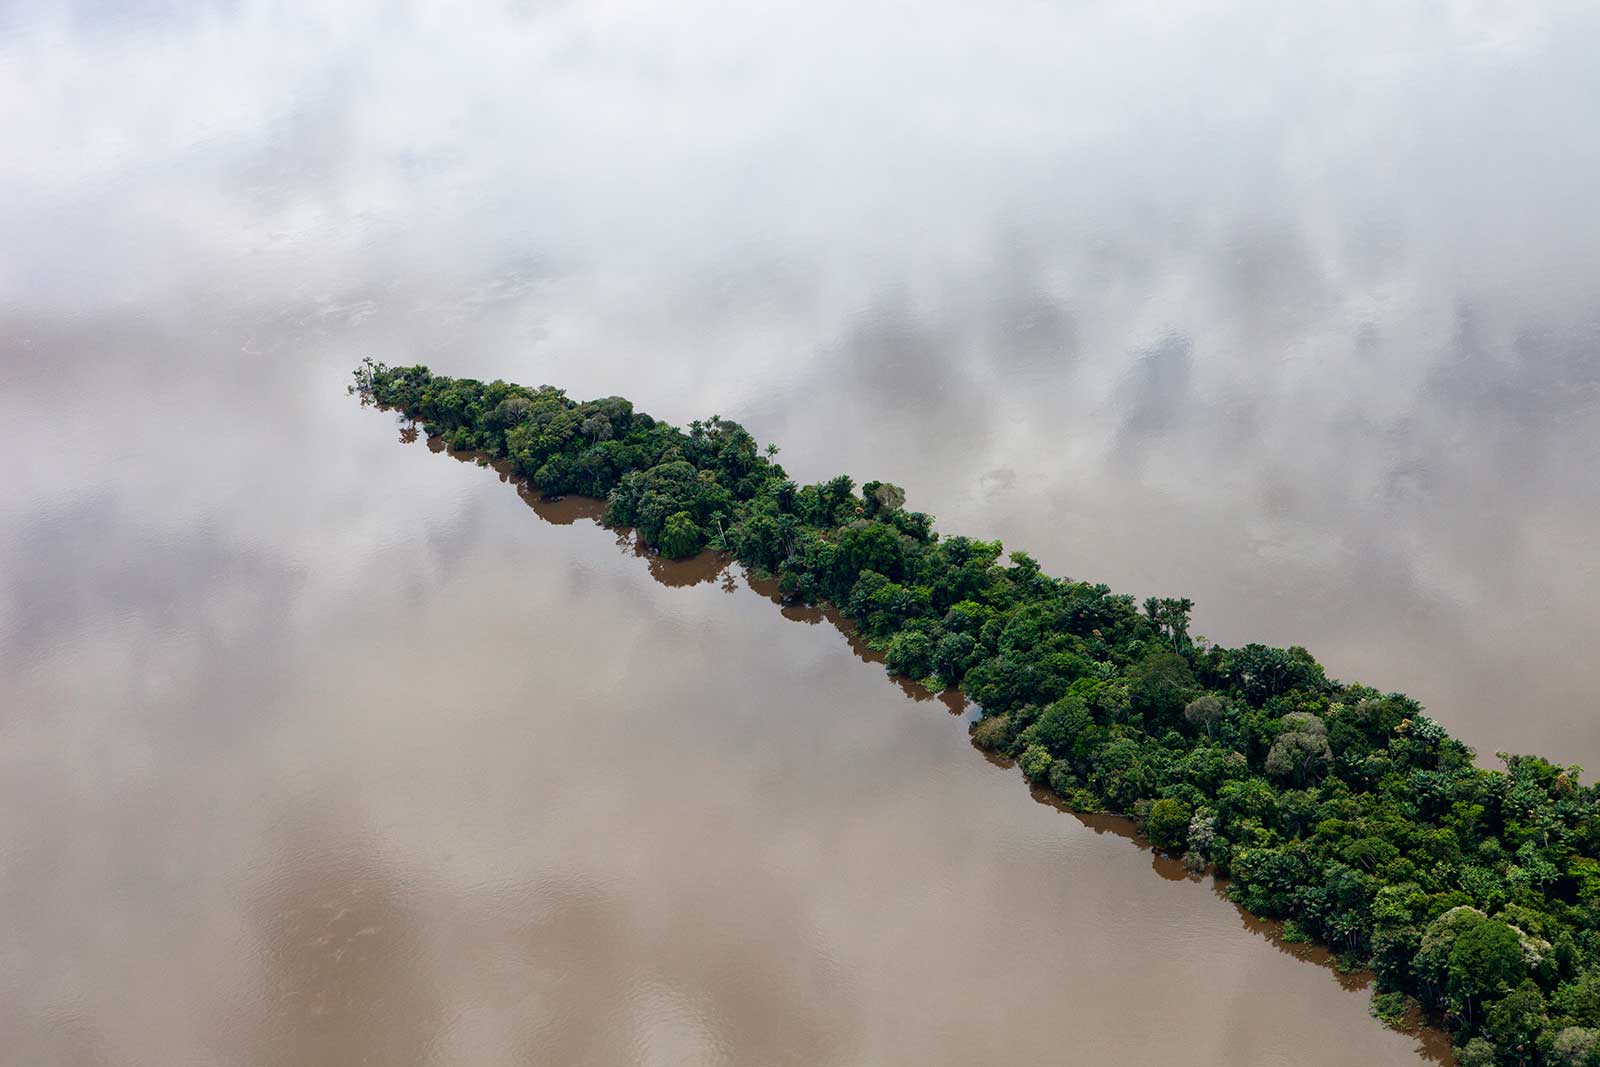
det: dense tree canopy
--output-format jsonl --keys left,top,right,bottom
{"left": 355, "top": 359, "right": 1600, "bottom": 1064}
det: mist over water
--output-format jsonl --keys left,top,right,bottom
{"left": 2, "top": 1, "right": 1597, "bottom": 1063}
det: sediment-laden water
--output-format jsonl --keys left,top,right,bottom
{"left": 3, "top": 2, "right": 1597, "bottom": 1063}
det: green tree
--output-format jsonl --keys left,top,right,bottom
{"left": 659, "top": 511, "right": 702, "bottom": 559}
{"left": 1147, "top": 798, "right": 1192, "bottom": 850}
{"left": 1128, "top": 650, "right": 1195, "bottom": 732}
{"left": 861, "top": 480, "right": 907, "bottom": 518}
{"left": 839, "top": 521, "right": 907, "bottom": 580}
{"left": 1450, "top": 919, "right": 1527, "bottom": 1022}
{"left": 934, "top": 632, "right": 978, "bottom": 682}
{"left": 1224, "top": 644, "right": 1329, "bottom": 706}
{"left": 1552, "top": 1028, "right": 1600, "bottom": 1067}
{"left": 1184, "top": 693, "right": 1226, "bottom": 738}
{"left": 1555, "top": 972, "right": 1600, "bottom": 1028}
{"left": 1019, "top": 743, "right": 1052, "bottom": 783}
{"left": 1143, "top": 595, "right": 1194, "bottom": 649}
{"left": 885, "top": 630, "right": 934, "bottom": 680}
{"left": 1265, "top": 712, "right": 1331, "bottom": 787}
{"left": 1483, "top": 979, "right": 1548, "bottom": 1065}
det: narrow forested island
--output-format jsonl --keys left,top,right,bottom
{"left": 355, "top": 359, "right": 1600, "bottom": 1066}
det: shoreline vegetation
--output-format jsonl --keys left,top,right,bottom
{"left": 355, "top": 359, "right": 1600, "bottom": 1066}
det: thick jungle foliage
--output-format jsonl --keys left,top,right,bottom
{"left": 355, "top": 359, "right": 1600, "bottom": 1065}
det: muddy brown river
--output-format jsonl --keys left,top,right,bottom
{"left": 3, "top": 2, "right": 1598, "bottom": 1064}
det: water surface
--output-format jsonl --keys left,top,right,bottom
{"left": 3, "top": 2, "right": 1598, "bottom": 1064}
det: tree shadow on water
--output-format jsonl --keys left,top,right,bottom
{"left": 428, "top": 434, "right": 730, "bottom": 590}
{"left": 416, "top": 420, "right": 981, "bottom": 710}
{"left": 1019, "top": 784, "right": 1454, "bottom": 1064}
